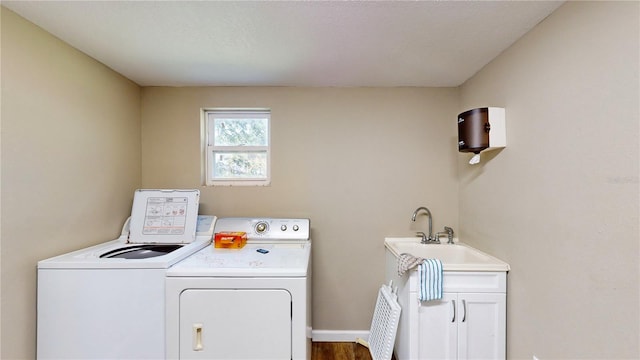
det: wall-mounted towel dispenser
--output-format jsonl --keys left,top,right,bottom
{"left": 458, "top": 107, "right": 506, "bottom": 164}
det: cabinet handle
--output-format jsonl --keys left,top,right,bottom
{"left": 451, "top": 300, "right": 456, "bottom": 323}
{"left": 462, "top": 300, "right": 467, "bottom": 322}
{"left": 193, "top": 323, "right": 203, "bottom": 351}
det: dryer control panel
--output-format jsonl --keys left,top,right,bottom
{"left": 214, "top": 218, "right": 310, "bottom": 241}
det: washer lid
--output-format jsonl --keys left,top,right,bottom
{"left": 129, "top": 189, "right": 200, "bottom": 244}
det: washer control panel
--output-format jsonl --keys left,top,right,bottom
{"left": 214, "top": 217, "right": 310, "bottom": 241}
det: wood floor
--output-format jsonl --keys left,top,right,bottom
{"left": 311, "top": 342, "right": 381, "bottom": 360}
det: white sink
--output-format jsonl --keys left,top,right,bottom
{"left": 385, "top": 237, "right": 510, "bottom": 271}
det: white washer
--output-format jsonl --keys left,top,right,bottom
{"left": 37, "top": 189, "right": 216, "bottom": 360}
{"left": 166, "top": 217, "right": 312, "bottom": 360}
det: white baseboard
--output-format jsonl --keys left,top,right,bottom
{"left": 311, "top": 329, "right": 370, "bottom": 342}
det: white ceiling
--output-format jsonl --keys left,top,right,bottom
{"left": 3, "top": 1, "right": 564, "bottom": 87}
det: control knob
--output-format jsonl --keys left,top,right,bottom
{"left": 255, "top": 222, "right": 268, "bottom": 234}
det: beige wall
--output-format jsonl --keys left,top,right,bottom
{"left": 1, "top": 8, "right": 142, "bottom": 359}
{"left": 459, "top": 1, "right": 639, "bottom": 359}
{"left": 2, "top": 1, "right": 639, "bottom": 359}
{"left": 141, "top": 86, "right": 460, "bottom": 331}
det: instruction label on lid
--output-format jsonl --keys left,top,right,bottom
{"left": 129, "top": 189, "right": 200, "bottom": 244}
{"left": 143, "top": 196, "right": 188, "bottom": 235}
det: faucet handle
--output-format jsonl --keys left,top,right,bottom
{"left": 415, "top": 232, "right": 427, "bottom": 243}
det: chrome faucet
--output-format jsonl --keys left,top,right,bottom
{"left": 412, "top": 206, "right": 437, "bottom": 244}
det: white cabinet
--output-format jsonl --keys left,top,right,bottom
{"left": 417, "top": 292, "right": 506, "bottom": 359}
{"left": 416, "top": 293, "right": 458, "bottom": 359}
{"left": 456, "top": 293, "right": 506, "bottom": 359}
{"left": 385, "top": 250, "right": 507, "bottom": 360}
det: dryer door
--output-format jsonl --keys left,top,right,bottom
{"left": 179, "top": 289, "right": 292, "bottom": 360}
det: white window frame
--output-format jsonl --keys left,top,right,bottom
{"left": 202, "top": 108, "right": 271, "bottom": 186}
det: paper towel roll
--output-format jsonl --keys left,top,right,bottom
{"left": 469, "top": 153, "right": 481, "bottom": 165}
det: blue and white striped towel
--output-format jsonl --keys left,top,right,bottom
{"left": 418, "top": 259, "right": 443, "bottom": 301}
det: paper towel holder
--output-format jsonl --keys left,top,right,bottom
{"left": 457, "top": 107, "right": 506, "bottom": 164}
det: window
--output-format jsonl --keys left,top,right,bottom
{"left": 203, "top": 109, "right": 270, "bottom": 186}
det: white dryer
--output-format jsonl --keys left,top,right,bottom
{"left": 37, "top": 189, "right": 216, "bottom": 360}
{"left": 166, "top": 217, "right": 312, "bottom": 360}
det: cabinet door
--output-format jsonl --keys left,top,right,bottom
{"left": 457, "top": 293, "right": 506, "bottom": 360}
{"left": 417, "top": 293, "right": 458, "bottom": 360}
{"left": 179, "top": 289, "right": 292, "bottom": 360}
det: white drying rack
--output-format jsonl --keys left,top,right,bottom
{"left": 364, "top": 281, "right": 402, "bottom": 360}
